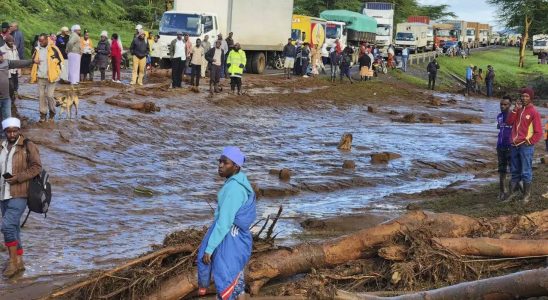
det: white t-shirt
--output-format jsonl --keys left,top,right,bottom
{"left": 174, "top": 40, "right": 186, "bottom": 59}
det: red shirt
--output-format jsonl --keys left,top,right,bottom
{"left": 111, "top": 40, "right": 122, "bottom": 58}
{"left": 507, "top": 103, "right": 543, "bottom": 146}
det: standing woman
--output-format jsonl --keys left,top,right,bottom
{"left": 66, "top": 25, "right": 82, "bottom": 85}
{"left": 94, "top": 31, "right": 111, "bottom": 81}
{"left": 226, "top": 43, "right": 246, "bottom": 95}
{"left": 80, "top": 31, "right": 93, "bottom": 82}
{"left": 110, "top": 33, "right": 122, "bottom": 83}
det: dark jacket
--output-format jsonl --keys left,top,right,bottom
{"left": 0, "top": 136, "right": 42, "bottom": 199}
{"left": 94, "top": 40, "right": 111, "bottom": 69}
{"left": 301, "top": 47, "right": 310, "bottom": 62}
{"left": 205, "top": 47, "right": 225, "bottom": 65}
{"left": 1, "top": 59, "right": 33, "bottom": 99}
{"left": 486, "top": 68, "right": 495, "bottom": 81}
{"left": 427, "top": 61, "right": 440, "bottom": 74}
{"left": 12, "top": 30, "right": 24, "bottom": 59}
{"left": 130, "top": 37, "right": 149, "bottom": 59}
{"left": 283, "top": 44, "right": 296, "bottom": 58}
{"left": 329, "top": 51, "right": 341, "bottom": 66}
{"left": 359, "top": 54, "right": 371, "bottom": 68}
{"left": 56, "top": 34, "right": 69, "bottom": 58}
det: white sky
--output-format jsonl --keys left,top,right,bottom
{"left": 417, "top": 0, "right": 502, "bottom": 29}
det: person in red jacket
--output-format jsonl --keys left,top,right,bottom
{"left": 110, "top": 33, "right": 122, "bottom": 83}
{"left": 505, "top": 87, "right": 543, "bottom": 203}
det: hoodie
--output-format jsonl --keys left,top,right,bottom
{"left": 205, "top": 171, "right": 253, "bottom": 254}
{"left": 507, "top": 103, "right": 543, "bottom": 146}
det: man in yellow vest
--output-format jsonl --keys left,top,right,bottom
{"left": 226, "top": 43, "right": 246, "bottom": 95}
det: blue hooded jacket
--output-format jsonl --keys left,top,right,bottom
{"left": 466, "top": 66, "right": 473, "bottom": 80}
{"left": 197, "top": 172, "right": 256, "bottom": 298}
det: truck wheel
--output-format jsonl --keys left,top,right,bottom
{"left": 251, "top": 52, "right": 266, "bottom": 74}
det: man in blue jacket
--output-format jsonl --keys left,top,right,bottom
{"left": 198, "top": 146, "right": 256, "bottom": 300}
{"left": 465, "top": 64, "right": 473, "bottom": 96}
{"left": 497, "top": 96, "right": 512, "bottom": 201}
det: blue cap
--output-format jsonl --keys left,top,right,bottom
{"left": 222, "top": 146, "right": 245, "bottom": 167}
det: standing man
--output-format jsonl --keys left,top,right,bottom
{"left": 282, "top": 38, "right": 296, "bottom": 79}
{"left": 56, "top": 27, "right": 70, "bottom": 83}
{"left": 0, "top": 35, "right": 21, "bottom": 116}
{"left": 168, "top": 32, "right": 186, "bottom": 88}
{"left": 190, "top": 39, "right": 204, "bottom": 87}
{"left": 184, "top": 33, "right": 193, "bottom": 79}
{"left": 226, "top": 43, "right": 246, "bottom": 95}
{"left": 197, "top": 146, "right": 256, "bottom": 300}
{"left": 66, "top": 25, "right": 82, "bottom": 85}
{"left": 329, "top": 48, "right": 341, "bottom": 82}
{"left": 426, "top": 59, "right": 439, "bottom": 90}
{"left": 506, "top": 88, "right": 543, "bottom": 203}
{"left": 496, "top": 96, "right": 513, "bottom": 201}
{"left": 339, "top": 46, "right": 353, "bottom": 84}
{"left": 217, "top": 34, "right": 229, "bottom": 79}
{"left": 401, "top": 46, "right": 409, "bottom": 72}
{"left": 465, "top": 65, "right": 473, "bottom": 96}
{"left": 1, "top": 48, "right": 35, "bottom": 121}
{"left": 205, "top": 40, "right": 224, "bottom": 93}
{"left": 9, "top": 23, "right": 24, "bottom": 59}
{"left": 226, "top": 32, "right": 235, "bottom": 52}
{"left": 30, "top": 34, "right": 64, "bottom": 122}
{"left": 1, "top": 117, "right": 43, "bottom": 277}
{"left": 201, "top": 35, "right": 211, "bottom": 78}
{"left": 485, "top": 65, "right": 495, "bottom": 97}
{"left": 301, "top": 42, "right": 311, "bottom": 78}
{"left": 130, "top": 29, "right": 149, "bottom": 86}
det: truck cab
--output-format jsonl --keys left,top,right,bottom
{"left": 395, "top": 23, "right": 428, "bottom": 53}
{"left": 533, "top": 34, "right": 548, "bottom": 55}
{"left": 325, "top": 21, "right": 347, "bottom": 51}
{"left": 465, "top": 28, "right": 475, "bottom": 45}
{"left": 155, "top": 11, "right": 218, "bottom": 67}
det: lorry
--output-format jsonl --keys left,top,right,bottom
{"left": 533, "top": 34, "right": 548, "bottom": 55}
{"left": 320, "top": 10, "right": 377, "bottom": 47}
{"left": 154, "top": 0, "right": 293, "bottom": 74}
{"left": 362, "top": 2, "right": 395, "bottom": 54}
{"left": 394, "top": 22, "right": 429, "bottom": 53}
{"left": 432, "top": 23, "right": 457, "bottom": 48}
{"left": 489, "top": 30, "right": 501, "bottom": 45}
{"left": 324, "top": 21, "right": 347, "bottom": 51}
{"left": 442, "top": 20, "right": 467, "bottom": 44}
{"left": 465, "top": 22, "right": 478, "bottom": 47}
{"left": 291, "top": 15, "right": 327, "bottom": 48}
{"left": 407, "top": 16, "right": 433, "bottom": 51}
{"left": 477, "top": 23, "right": 490, "bottom": 46}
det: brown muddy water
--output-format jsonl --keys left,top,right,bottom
{"left": 2, "top": 76, "right": 541, "bottom": 293}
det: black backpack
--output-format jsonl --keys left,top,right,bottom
{"left": 21, "top": 139, "right": 52, "bottom": 228}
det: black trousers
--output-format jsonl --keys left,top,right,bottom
{"left": 190, "top": 64, "right": 202, "bottom": 86}
{"left": 171, "top": 58, "right": 184, "bottom": 87}
{"left": 428, "top": 73, "right": 436, "bottom": 90}
{"left": 230, "top": 76, "right": 242, "bottom": 92}
{"left": 9, "top": 73, "right": 18, "bottom": 101}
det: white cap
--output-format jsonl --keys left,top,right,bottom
{"left": 2, "top": 117, "right": 21, "bottom": 130}
{"left": 101, "top": 31, "right": 108, "bottom": 37}
{"left": 61, "top": 26, "right": 69, "bottom": 32}
{"left": 71, "top": 25, "right": 81, "bottom": 32}
{"left": 135, "top": 24, "right": 143, "bottom": 30}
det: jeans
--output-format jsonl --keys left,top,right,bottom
{"left": 0, "top": 98, "right": 11, "bottom": 121}
{"left": 190, "top": 64, "right": 202, "bottom": 86}
{"left": 401, "top": 55, "right": 408, "bottom": 72}
{"left": 428, "top": 73, "right": 436, "bottom": 90}
{"left": 510, "top": 144, "right": 534, "bottom": 183}
{"left": 1, "top": 198, "right": 27, "bottom": 253}
{"left": 486, "top": 80, "right": 493, "bottom": 97}
{"left": 330, "top": 65, "right": 339, "bottom": 79}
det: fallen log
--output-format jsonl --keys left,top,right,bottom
{"left": 144, "top": 210, "right": 481, "bottom": 299}
{"left": 105, "top": 97, "right": 160, "bottom": 113}
{"left": 434, "top": 237, "right": 548, "bottom": 257}
{"left": 378, "top": 245, "right": 407, "bottom": 261}
{"left": 334, "top": 267, "right": 548, "bottom": 299}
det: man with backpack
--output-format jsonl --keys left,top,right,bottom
{"left": 1, "top": 117, "right": 42, "bottom": 277}
{"left": 426, "top": 59, "right": 440, "bottom": 90}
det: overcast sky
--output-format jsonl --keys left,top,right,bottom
{"left": 417, "top": 0, "right": 502, "bottom": 28}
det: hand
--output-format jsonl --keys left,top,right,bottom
{"left": 239, "top": 64, "right": 244, "bottom": 68}
{"left": 198, "top": 288, "right": 207, "bottom": 296}
{"left": 34, "top": 59, "right": 40, "bottom": 64}
{"left": 227, "top": 64, "right": 231, "bottom": 69}
{"left": 212, "top": 59, "right": 216, "bottom": 62}
{"left": 5, "top": 175, "right": 19, "bottom": 185}
{"left": 514, "top": 102, "right": 522, "bottom": 110}
{"left": 202, "top": 253, "right": 211, "bottom": 265}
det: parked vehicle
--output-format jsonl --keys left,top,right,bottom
{"left": 292, "top": 15, "right": 327, "bottom": 48}
{"left": 442, "top": 41, "right": 458, "bottom": 54}
{"left": 442, "top": 20, "right": 467, "bottom": 43}
{"left": 362, "top": 2, "right": 395, "bottom": 54}
{"left": 489, "top": 31, "right": 501, "bottom": 45}
{"left": 407, "top": 16, "right": 433, "bottom": 51}
{"left": 533, "top": 34, "right": 548, "bottom": 55}
{"left": 432, "top": 23, "right": 457, "bottom": 49}
{"left": 324, "top": 21, "right": 347, "bottom": 51}
{"left": 154, "top": 0, "right": 293, "bottom": 74}
{"left": 320, "top": 10, "right": 377, "bottom": 47}
{"left": 477, "top": 23, "right": 490, "bottom": 47}
{"left": 373, "top": 54, "right": 388, "bottom": 75}
{"left": 394, "top": 22, "right": 429, "bottom": 53}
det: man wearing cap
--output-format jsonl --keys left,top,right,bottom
{"left": 66, "top": 25, "right": 82, "bottom": 85}
{"left": 0, "top": 35, "right": 21, "bottom": 116}
{"left": 56, "top": 27, "right": 70, "bottom": 82}
{"left": 9, "top": 23, "right": 24, "bottom": 59}
{"left": 168, "top": 32, "right": 186, "bottom": 88}
{"left": 197, "top": 146, "right": 256, "bottom": 300}
{"left": 0, "top": 47, "right": 35, "bottom": 121}
{"left": 0, "top": 117, "right": 43, "bottom": 277}
{"left": 130, "top": 29, "right": 149, "bottom": 86}
{"left": 506, "top": 88, "right": 543, "bottom": 203}
{"left": 30, "top": 34, "right": 64, "bottom": 122}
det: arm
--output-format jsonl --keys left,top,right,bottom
{"left": 205, "top": 48, "right": 213, "bottom": 63}
{"left": 529, "top": 111, "right": 544, "bottom": 145}
{"left": 129, "top": 39, "right": 136, "bottom": 56}
{"left": 8, "top": 59, "right": 34, "bottom": 69}
{"left": 16, "top": 141, "right": 42, "bottom": 183}
{"left": 240, "top": 51, "right": 247, "bottom": 67}
{"left": 506, "top": 107, "right": 519, "bottom": 125}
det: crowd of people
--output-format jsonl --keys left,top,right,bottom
{"left": 465, "top": 64, "right": 496, "bottom": 97}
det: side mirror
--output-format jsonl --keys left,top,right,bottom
{"left": 342, "top": 28, "right": 348, "bottom": 35}
{"left": 416, "top": 37, "right": 419, "bottom": 41}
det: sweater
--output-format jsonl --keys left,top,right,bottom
{"left": 507, "top": 104, "right": 543, "bottom": 146}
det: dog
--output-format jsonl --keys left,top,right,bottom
{"left": 55, "top": 90, "right": 79, "bottom": 119}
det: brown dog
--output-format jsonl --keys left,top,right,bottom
{"left": 55, "top": 91, "right": 79, "bottom": 120}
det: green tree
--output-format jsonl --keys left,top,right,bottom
{"left": 488, "top": 0, "right": 548, "bottom": 67}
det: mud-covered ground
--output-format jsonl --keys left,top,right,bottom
{"left": 1, "top": 67, "right": 547, "bottom": 299}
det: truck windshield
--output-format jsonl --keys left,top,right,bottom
{"left": 376, "top": 25, "right": 391, "bottom": 36}
{"left": 466, "top": 30, "right": 475, "bottom": 36}
{"left": 534, "top": 40, "right": 547, "bottom": 46}
{"left": 159, "top": 13, "right": 201, "bottom": 36}
{"left": 326, "top": 25, "right": 341, "bottom": 39}
{"left": 396, "top": 32, "right": 414, "bottom": 41}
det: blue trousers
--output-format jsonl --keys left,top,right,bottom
{"left": 510, "top": 145, "right": 534, "bottom": 183}
{"left": 1, "top": 197, "right": 27, "bottom": 252}
{"left": 0, "top": 98, "right": 11, "bottom": 121}
{"left": 486, "top": 80, "right": 493, "bottom": 97}
{"left": 402, "top": 55, "right": 408, "bottom": 72}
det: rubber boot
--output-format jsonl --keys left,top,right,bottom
{"left": 48, "top": 112, "right": 56, "bottom": 123}
{"left": 498, "top": 173, "right": 508, "bottom": 201}
{"left": 39, "top": 113, "right": 47, "bottom": 123}
{"left": 522, "top": 182, "right": 532, "bottom": 204}
{"left": 3, "top": 246, "right": 18, "bottom": 277}
{"left": 505, "top": 181, "right": 522, "bottom": 202}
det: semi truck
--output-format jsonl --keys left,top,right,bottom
{"left": 533, "top": 34, "right": 548, "bottom": 55}
{"left": 154, "top": 0, "right": 293, "bottom": 74}
{"left": 432, "top": 23, "right": 457, "bottom": 48}
{"left": 320, "top": 10, "right": 377, "bottom": 47}
{"left": 324, "top": 21, "right": 347, "bottom": 51}
{"left": 394, "top": 22, "right": 429, "bottom": 53}
{"left": 291, "top": 15, "right": 327, "bottom": 48}
{"left": 477, "top": 23, "right": 490, "bottom": 46}
{"left": 362, "top": 2, "right": 395, "bottom": 54}
{"left": 442, "top": 20, "right": 467, "bottom": 43}
{"left": 465, "top": 22, "right": 478, "bottom": 47}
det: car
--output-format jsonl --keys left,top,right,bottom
{"left": 442, "top": 41, "right": 458, "bottom": 53}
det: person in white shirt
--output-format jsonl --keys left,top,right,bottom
{"left": 190, "top": 39, "right": 204, "bottom": 87}
{"left": 401, "top": 46, "right": 409, "bottom": 72}
{"left": 205, "top": 40, "right": 224, "bottom": 93}
{"left": 0, "top": 35, "right": 20, "bottom": 116}
{"left": 169, "top": 32, "right": 186, "bottom": 88}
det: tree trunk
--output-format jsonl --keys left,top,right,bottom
{"left": 434, "top": 237, "right": 548, "bottom": 257}
{"left": 519, "top": 15, "right": 532, "bottom": 68}
{"left": 334, "top": 267, "right": 548, "bottom": 300}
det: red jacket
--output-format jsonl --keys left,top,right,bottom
{"left": 111, "top": 40, "right": 122, "bottom": 58}
{"left": 506, "top": 103, "right": 543, "bottom": 146}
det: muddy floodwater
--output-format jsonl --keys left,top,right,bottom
{"left": 2, "top": 77, "right": 532, "bottom": 293}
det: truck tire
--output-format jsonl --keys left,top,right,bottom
{"left": 251, "top": 52, "right": 266, "bottom": 74}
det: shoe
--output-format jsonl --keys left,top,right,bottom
{"left": 303, "top": 75, "right": 309, "bottom": 78}
{"left": 522, "top": 182, "right": 532, "bottom": 204}
{"left": 3, "top": 246, "right": 21, "bottom": 278}
{"left": 39, "top": 114, "right": 47, "bottom": 123}
{"left": 498, "top": 173, "right": 508, "bottom": 201}
{"left": 505, "top": 181, "right": 522, "bottom": 202}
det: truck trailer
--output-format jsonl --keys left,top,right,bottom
{"left": 154, "top": 0, "right": 293, "bottom": 74}
{"left": 291, "top": 15, "right": 327, "bottom": 48}
{"left": 407, "top": 16, "right": 433, "bottom": 51}
{"left": 477, "top": 23, "right": 490, "bottom": 46}
{"left": 362, "top": 2, "right": 395, "bottom": 54}
{"left": 465, "top": 22, "right": 478, "bottom": 47}
{"left": 394, "top": 22, "right": 429, "bottom": 53}
{"left": 320, "top": 10, "right": 377, "bottom": 47}
{"left": 442, "top": 20, "right": 467, "bottom": 43}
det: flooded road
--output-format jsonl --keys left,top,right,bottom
{"left": 1, "top": 78, "right": 523, "bottom": 291}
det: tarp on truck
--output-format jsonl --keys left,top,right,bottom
{"left": 320, "top": 10, "right": 377, "bottom": 34}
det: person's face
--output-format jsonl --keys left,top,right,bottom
{"left": 84, "top": 32, "right": 89, "bottom": 39}
{"left": 234, "top": 44, "right": 240, "bottom": 50}
{"left": 218, "top": 156, "right": 239, "bottom": 178}
{"left": 215, "top": 40, "right": 221, "bottom": 48}
{"left": 177, "top": 34, "right": 182, "bottom": 40}
{"left": 217, "top": 35, "right": 222, "bottom": 40}
{"left": 76, "top": 29, "right": 82, "bottom": 36}
{"left": 500, "top": 99, "right": 511, "bottom": 112}
{"left": 1, "top": 27, "right": 7, "bottom": 33}
{"left": 184, "top": 35, "right": 188, "bottom": 41}
{"left": 5, "top": 127, "right": 20, "bottom": 144}
{"left": 6, "top": 40, "right": 14, "bottom": 48}
{"left": 101, "top": 35, "right": 107, "bottom": 41}
{"left": 154, "top": 36, "right": 159, "bottom": 42}
{"left": 63, "top": 30, "right": 69, "bottom": 36}
{"left": 521, "top": 93, "right": 531, "bottom": 106}
{"left": 139, "top": 33, "right": 145, "bottom": 40}
{"left": 50, "top": 35, "right": 57, "bottom": 42}
{"left": 39, "top": 36, "right": 48, "bottom": 47}
{"left": 196, "top": 40, "right": 201, "bottom": 47}
{"left": 229, "top": 33, "right": 233, "bottom": 38}
{"left": 287, "top": 39, "right": 292, "bottom": 45}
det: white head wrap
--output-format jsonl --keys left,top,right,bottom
{"left": 135, "top": 24, "right": 143, "bottom": 30}
{"left": 2, "top": 118, "right": 21, "bottom": 130}
{"left": 101, "top": 31, "right": 108, "bottom": 37}
{"left": 71, "top": 25, "right": 81, "bottom": 32}
{"left": 61, "top": 26, "right": 69, "bottom": 32}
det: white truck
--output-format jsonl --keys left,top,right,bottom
{"left": 533, "top": 34, "right": 548, "bottom": 55}
{"left": 154, "top": 0, "right": 293, "bottom": 73}
{"left": 362, "top": 2, "right": 395, "bottom": 54}
{"left": 394, "top": 23, "right": 428, "bottom": 53}
{"left": 325, "top": 21, "right": 347, "bottom": 51}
